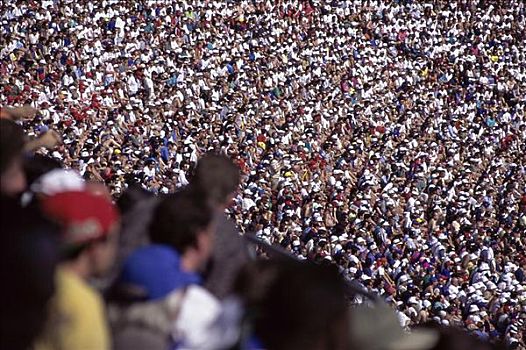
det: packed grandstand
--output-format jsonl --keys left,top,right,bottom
{"left": 1, "top": 0, "right": 525, "bottom": 349}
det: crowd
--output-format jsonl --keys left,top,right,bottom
{"left": 1, "top": 0, "right": 526, "bottom": 349}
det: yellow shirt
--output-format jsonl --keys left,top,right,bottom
{"left": 421, "top": 67, "right": 429, "bottom": 77}
{"left": 39, "top": 269, "right": 110, "bottom": 350}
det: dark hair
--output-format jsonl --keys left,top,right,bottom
{"left": 116, "top": 183, "right": 154, "bottom": 215}
{"left": 23, "top": 154, "right": 62, "bottom": 187}
{"left": 191, "top": 153, "right": 240, "bottom": 206}
{"left": 149, "top": 189, "right": 213, "bottom": 254}
{"left": 423, "top": 324, "right": 505, "bottom": 350}
{"left": 236, "top": 260, "right": 349, "bottom": 350}
{"left": 0, "top": 195, "right": 59, "bottom": 350}
{"left": 0, "top": 119, "right": 25, "bottom": 175}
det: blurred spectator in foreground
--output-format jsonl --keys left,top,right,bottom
{"left": 235, "top": 260, "right": 349, "bottom": 350}
{"left": 104, "top": 183, "right": 157, "bottom": 289}
{"left": 1, "top": 117, "right": 62, "bottom": 198}
{"left": 191, "top": 153, "right": 252, "bottom": 299}
{"left": 0, "top": 196, "right": 59, "bottom": 350}
{"left": 0, "top": 119, "right": 26, "bottom": 196}
{"left": 1, "top": 106, "right": 62, "bottom": 153}
{"left": 1, "top": 105, "right": 37, "bottom": 120}
{"left": 23, "top": 154, "right": 63, "bottom": 190}
{"left": 1, "top": 0, "right": 525, "bottom": 342}
{"left": 110, "top": 189, "right": 220, "bottom": 349}
{"left": 424, "top": 323, "right": 507, "bottom": 350}
{"left": 39, "top": 191, "right": 120, "bottom": 350}
{"left": 349, "top": 302, "right": 439, "bottom": 350}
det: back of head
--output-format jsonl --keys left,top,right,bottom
{"left": 426, "top": 325, "right": 504, "bottom": 350}
{"left": 40, "top": 190, "right": 120, "bottom": 266}
{"left": 191, "top": 153, "right": 240, "bottom": 207}
{"left": 24, "top": 154, "right": 62, "bottom": 188}
{"left": 116, "top": 183, "right": 154, "bottom": 215}
{"left": 149, "top": 189, "right": 213, "bottom": 254}
{"left": 237, "top": 260, "right": 349, "bottom": 350}
{"left": 0, "top": 195, "right": 59, "bottom": 350}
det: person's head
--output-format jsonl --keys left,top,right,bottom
{"left": 23, "top": 154, "right": 62, "bottom": 188}
{"left": 236, "top": 260, "right": 349, "bottom": 350}
{"left": 191, "top": 153, "right": 240, "bottom": 209}
{"left": 149, "top": 189, "right": 215, "bottom": 271}
{"left": 115, "top": 182, "right": 154, "bottom": 214}
{"left": 41, "top": 190, "right": 120, "bottom": 278}
{"left": 0, "top": 195, "right": 59, "bottom": 350}
{"left": 0, "top": 119, "right": 26, "bottom": 196}
{"left": 423, "top": 323, "right": 504, "bottom": 350}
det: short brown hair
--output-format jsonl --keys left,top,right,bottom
{"left": 149, "top": 189, "right": 213, "bottom": 254}
{"left": 191, "top": 153, "right": 240, "bottom": 206}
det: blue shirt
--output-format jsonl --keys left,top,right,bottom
{"left": 167, "top": 75, "right": 178, "bottom": 87}
{"left": 474, "top": 330, "right": 489, "bottom": 341}
{"left": 120, "top": 244, "right": 201, "bottom": 300}
{"left": 160, "top": 146, "right": 170, "bottom": 162}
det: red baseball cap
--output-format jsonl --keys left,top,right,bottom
{"left": 41, "top": 191, "right": 119, "bottom": 245}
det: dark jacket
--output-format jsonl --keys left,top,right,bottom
{"left": 109, "top": 289, "right": 185, "bottom": 350}
{"left": 203, "top": 214, "right": 253, "bottom": 299}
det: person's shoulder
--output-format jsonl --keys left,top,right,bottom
{"left": 214, "top": 215, "right": 250, "bottom": 255}
{"left": 56, "top": 270, "right": 110, "bottom": 348}
{"left": 216, "top": 214, "right": 238, "bottom": 233}
{"left": 174, "top": 285, "right": 222, "bottom": 337}
{"left": 57, "top": 269, "right": 104, "bottom": 307}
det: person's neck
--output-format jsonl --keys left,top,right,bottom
{"left": 180, "top": 249, "right": 201, "bottom": 273}
{"left": 61, "top": 254, "right": 91, "bottom": 280}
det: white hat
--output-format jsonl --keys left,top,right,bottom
{"left": 487, "top": 282, "right": 497, "bottom": 291}
{"left": 399, "top": 275, "right": 410, "bottom": 284}
{"left": 408, "top": 297, "right": 418, "bottom": 305}
{"left": 479, "top": 263, "right": 490, "bottom": 272}
{"left": 31, "top": 169, "right": 85, "bottom": 196}
{"left": 470, "top": 315, "right": 482, "bottom": 323}
{"left": 469, "top": 304, "right": 479, "bottom": 313}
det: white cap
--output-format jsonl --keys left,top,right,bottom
{"left": 31, "top": 169, "right": 85, "bottom": 196}
{"left": 469, "top": 304, "right": 479, "bottom": 313}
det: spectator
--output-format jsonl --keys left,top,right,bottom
{"left": 424, "top": 323, "right": 506, "bottom": 350}
{"left": 0, "top": 116, "right": 62, "bottom": 197}
{"left": 119, "top": 189, "right": 214, "bottom": 300}
{"left": 1, "top": 0, "right": 525, "bottom": 345}
{"left": 235, "top": 260, "right": 349, "bottom": 350}
{"left": 39, "top": 190, "right": 120, "bottom": 350}
{"left": 191, "top": 153, "right": 252, "bottom": 299}
{"left": 348, "top": 301, "right": 439, "bottom": 350}
{"left": 111, "top": 189, "right": 221, "bottom": 349}
{"left": 0, "top": 119, "right": 26, "bottom": 196}
{"left": 0, "top": 196, "right": 59, "bottom": 350}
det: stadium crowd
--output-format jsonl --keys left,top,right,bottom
{"left": 1, "top": 0, "right": 525, "bottom": 349}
